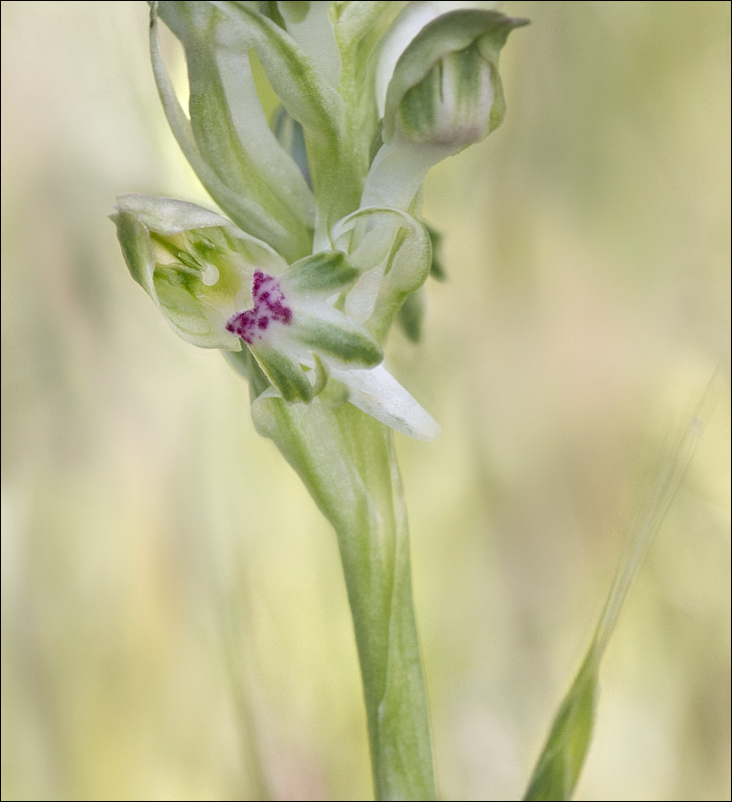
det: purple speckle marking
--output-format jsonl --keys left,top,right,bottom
{"left": 226, "top": 270, "right": 292, "bottom": 344}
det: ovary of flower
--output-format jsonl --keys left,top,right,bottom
{"left": 226, "top": 271, "right": 293, "bottom": 344}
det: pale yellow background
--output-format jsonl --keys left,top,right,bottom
{"left": 2, "top": 2, "right": 730, "bottom": 800}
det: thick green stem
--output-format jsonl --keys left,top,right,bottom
{"left": 251, "top": 389, "right": 435, "bottom": 801}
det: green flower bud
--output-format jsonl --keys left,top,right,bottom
{"left": 361, "top": 8, "right": 526, "bottom": 209}
{"left": 397, "top": 38, "right": 493, "bottom": 146}
{"left": 384, "top": 9, "right": 528, "bottom": 149}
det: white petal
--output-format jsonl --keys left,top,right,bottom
{"left": 331, "top": 365, "right": 441, "bottom": 441}
{"left": 115, "top": 194, "right": 230, "bottom": 234}
{"left": 361, "top": 142, "right": 450, "bottom": 210}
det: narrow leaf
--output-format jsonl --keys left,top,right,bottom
{"left": 523, "top": 648, "right": 598, "bottom": 802}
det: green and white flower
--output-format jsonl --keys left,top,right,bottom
{"left": 113, "top": 193, "right": 440, "bottom": 439}
{"left": 114, "top": 3, "right": 525, "bottom": 798}
{"left": 115, "top": 2, "right": 524, "bottom": 442}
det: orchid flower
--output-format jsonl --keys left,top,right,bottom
{"left": 113, "top": 3, "right": 525, "bottom": 799}
{"left": 113, "top": 192, "right": 441, "bottom": 439}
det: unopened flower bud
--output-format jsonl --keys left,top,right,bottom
{"left": 397, "top": 39, "right": 494, "bottom": 147}
{"left": 383, "top": 9, "right": 528, "bottom": 150}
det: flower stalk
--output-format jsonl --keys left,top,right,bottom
{"left": 250, "top": 375, "right": 435, "bottom": 799}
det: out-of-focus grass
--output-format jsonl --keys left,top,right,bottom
{"left": 1, "top": 2, "right": 729, "bottom": 800}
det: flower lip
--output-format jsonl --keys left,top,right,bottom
{"left": 226, "top": 270, "right": 293, "bottom": 345}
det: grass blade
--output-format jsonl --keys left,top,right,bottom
{"left": 523, "top": 369, "right": 721, "bottom": 801}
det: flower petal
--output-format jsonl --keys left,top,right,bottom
{"left": 283, "top": 250, "right": 360, "bottom": 296}
{"left": 112, "top": 194, "right": 288, "bottom": 350}
{"left": 294, "top": 311, "right": 383, "bottom": 368}
{"left": 331, "top": 365, "right": 441, "bottom": 441}
{"left": 250, "top": 339, "right": 314, "bottom": 403}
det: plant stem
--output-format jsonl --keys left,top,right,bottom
{"left": 251, "top": 388, "right": 436, "bottom": 801}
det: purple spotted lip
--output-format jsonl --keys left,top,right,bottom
{"left": 226, "top": 271, "right": 293, "bottom": 345}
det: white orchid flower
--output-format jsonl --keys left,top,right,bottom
{"left": 115, "top": 2, "right": 525, "bottom": 442}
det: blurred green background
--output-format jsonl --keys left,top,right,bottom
{"left": 1, "top": 2, "right": 729, "bottom": 800}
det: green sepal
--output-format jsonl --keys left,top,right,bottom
{"left": 250, "top": 339, "right": 314, "bottom": 403}
{"left": 294, "top": 314, "right": 383, "bottom": 368}
{"left": 284, "top": 250, "right": 360, "bottom": 296}
{"left": 112, "top": 198, "right": 243, "bottom": 350}
{"left": 114, "top": 207, "right": 156, "bottom": 296}
{"left": 332, "top": 207, "right": 432, "bottom": 340}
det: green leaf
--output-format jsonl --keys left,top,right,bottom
{"left": 250, "top": 396, "right": 436, "bottom": 799}
{"left": 331, "top": 1, "right": 401, "bottom": 171}
{"left": 210, "top": 0, "right": 369, "bottom": 241}
{"left": 155, "top": 2, "right": 316, "bottom": 251}
{"left": 523, "top": 649, "right": 598, "bottom": 802}
{"left": 150, "top": 4, "right": 311, "bottom": 261}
